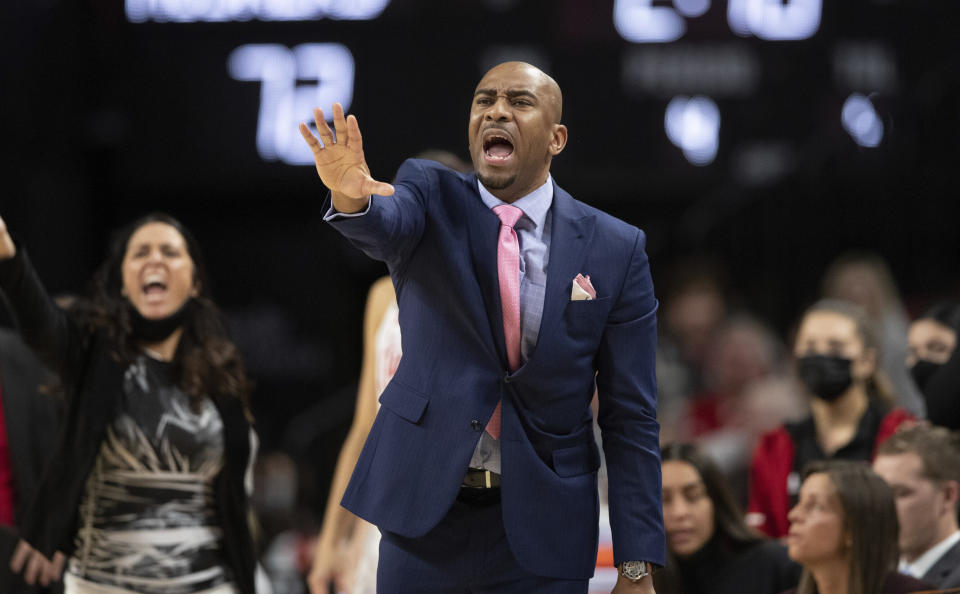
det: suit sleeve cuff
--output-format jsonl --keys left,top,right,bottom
{"left": 323, "top": 197, "right": 372, "bottom": 221}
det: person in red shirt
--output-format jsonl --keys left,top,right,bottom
{"left": 748, "top": 299, "right": 914, "bottom": 538}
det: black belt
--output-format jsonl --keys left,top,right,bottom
{"left": 461, "top": 468, "right": 501, "bottom": 489}
{"left": 458, "top": 470, "right": 501, "bottom": 507}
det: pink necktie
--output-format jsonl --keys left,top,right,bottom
{"left": 486, "top": 204, "right": 523, "bottom": 439}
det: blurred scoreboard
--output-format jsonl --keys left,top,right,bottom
{"left": 77, "top": 0, "right": 936, "bottom": 211}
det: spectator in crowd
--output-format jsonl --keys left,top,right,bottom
{"left": 748, "top": 300, "right": 914, "bottom": 537}
{"left": 654, "top": 443, "right": 800, "bottom": 594}
{"left": 0, "top": 328, "right": 61, "bottom": 594}
{"left": 682, "top": 315, "right": 785, "bottom": 440}
{"left": 680, "top": 315, "right": 804, "bottom": 502}
{"left": 783, "top": 461, "right": 931, "bottom": 594}
{"left": 0, "top": 212, "right": 259, "bottom": 593}
{"left": 657, "top": 258, "right": 731, "bottom": 442}
{"left": 822, "top": 252, "right": 923, "bottom": 416}
{"left": 906, "top": 302, "right": 960, "bottom": 429}
{"left": 873, "top": 425, "right": 960, "bottom": 589}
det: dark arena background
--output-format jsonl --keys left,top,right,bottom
{"left": 2, "top": 0, "right": 960, "bottom": 588}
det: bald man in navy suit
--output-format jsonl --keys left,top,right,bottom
{"left": 301, "top": 62, "right": 663, "bottom": 593}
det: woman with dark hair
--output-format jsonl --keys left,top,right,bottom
{"left": 784, "top": 460, "right": 931, "bottom": 594}
{"left": 655, "top": 443, "right": 800, "bottom": 594}
{"left": 0, "top": 213, "right": 257, "bottom": 593}
{"left": 748, "top": 300, "right": 914, "bottom": 538}
{"left": 907, "top": 302, "right": 960, "bottom": 429}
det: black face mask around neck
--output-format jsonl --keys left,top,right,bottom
{"left": 128, "top": 298, "right": 194, "bottom": 343}
{"left": 797, "top": 354, "right": 855, "bottom": 402}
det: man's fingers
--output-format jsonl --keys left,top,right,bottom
{"left": 314, "top": 107, "right": 335, "bottom": 146}
{"left": 307, "top": 573, "right": 326, "bottom": 594}
{"left": 347, "top": 114, "right": 363, "bottom": 153}
{"left": 10, "top": 540, "right": 30, "bottom": 573}
{"left": 332, "top": 103, "right": 347, "bottom": 146}
{"left": 299, "top": 122, "right": 321, "bottom": 150}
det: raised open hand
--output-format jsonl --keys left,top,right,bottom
{"left": 0, "top": 214, "right": 16, "bottom": 260}
{"left": 299, "top": 103, "right": 394, "bottom": 212}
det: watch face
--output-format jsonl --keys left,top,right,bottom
{"left": 621, "top": 560, "right": 647, "bottom": 580}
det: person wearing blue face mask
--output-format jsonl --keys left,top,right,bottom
{"left": 907, "top": 302, "right": 960, "bottom": 430}
{"left": 747, "top": 300, "right": 915, "bottom": 538}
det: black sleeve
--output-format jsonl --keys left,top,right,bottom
{"left": 0, "top": 247, "right": 85, "bottom": 386}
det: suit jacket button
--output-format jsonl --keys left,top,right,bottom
{"left": 471, "top": 419, "right": 482, "bottom": 431}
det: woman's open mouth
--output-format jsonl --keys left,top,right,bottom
{"left": 141, "top": 274, "right": 169, "bottom": 303}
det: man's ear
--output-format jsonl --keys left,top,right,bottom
{"left": 549, "top": 124, "right": 568, "bottom": 156}
{"left": 942, "top": 479, "right": 960, "bottom": 510}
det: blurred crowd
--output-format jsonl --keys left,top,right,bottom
{"left": 243, "top": 250, "right": 960, "bottom": 594}
{"left": 4, "top": 234, "right": 960, "bottom": 594}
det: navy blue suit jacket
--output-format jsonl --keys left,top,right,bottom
{"left": 327, "top": 159, "right": 664, "bottom": 579}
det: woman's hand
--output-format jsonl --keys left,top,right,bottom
{"left": 308, "top": 536, "right": 349, "bottom": 594}
{"left": 9, "top": 540, "right": 65, "bottom": 586}
{"left": 0, "top": 215, "right": 16, "bottom": 260}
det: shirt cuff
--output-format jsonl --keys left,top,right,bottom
{"left": 323, "top": 197, "right": 372, "bottom": 221}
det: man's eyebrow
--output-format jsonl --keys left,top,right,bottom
{"left": 473, "top": 88, "right": 539, "bottom": 101}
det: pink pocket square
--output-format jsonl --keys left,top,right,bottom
{"left": 571, "top": 274, "right": 596, "bottom": 301}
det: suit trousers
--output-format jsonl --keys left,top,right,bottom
{"left": 377, "top": 494, "right": 589, "bottom": 593}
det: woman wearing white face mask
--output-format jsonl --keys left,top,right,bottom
{"left": 0, "top": 213, "right": 257, "bottom": 594}
{"left": 747, "top": 300, "right": 914, "bottom": 539}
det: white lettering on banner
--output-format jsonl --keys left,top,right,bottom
{"left": 126, "top": 0, "right": 390, "bottom": 23}
{"left": 727, "top": 0, "right": 821, "bottom": 41}
{"left": 614, "top": 0, "right": 687, "bottom": 43}
{"left": 228, "top": 43, "right": 355, "bottom": 165}
{"left": 614, "top": 0, "right": 821, "bottom": 43}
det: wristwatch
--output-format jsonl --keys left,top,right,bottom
{"left": 618, "top": 560, "right": 651, "bottom": 582}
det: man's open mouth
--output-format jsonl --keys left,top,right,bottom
{"left": 483, "top": 132, "right": 514, "bottom": 164}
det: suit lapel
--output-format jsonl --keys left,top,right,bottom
{"left": 465, "top": 177, "right": 596, "bottom": 373}
{"left": 525, "top": 183, "right": 595, "bottom": 367}
{"left": 923, "top": 540, "right": 960, "bottom": 584}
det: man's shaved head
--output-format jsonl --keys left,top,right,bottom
{"left": 477, "top": 62, "right": 563, "bottom": 124}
